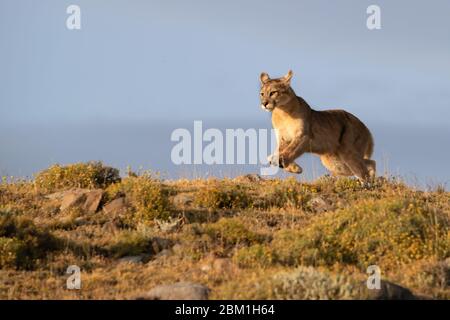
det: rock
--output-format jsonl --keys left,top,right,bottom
{"left": 155, "top": 249, "right": 172, "bottom": 259}
{"left": 103, "top": 197, "right": 127, "bottom": 215}
{"left": 60, "top": 190, "right": 88, "bottom": 211}
{"left": 82, "top": 189, "right": 104, "bottom": 214}
{"left": 118, "top": 255, "right": 150, "bottom": 264}
{"left": 137, "top": 282, "right": 210, "bottom": 300}
{"left": 308, "top": 196, "right": 330, "bottom": 213}
{"left": 53, "top": 189, "right": 104, "bottom": 213}
{"left": 173, "top": 193, "right": 194, "bottom": 207}
{"left": 363, "top": 280, "right": 416, "bottom": 300}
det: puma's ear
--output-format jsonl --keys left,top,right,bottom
{"left": 283, "top": 70, "right": 293, "bottom": 83}
{"left": 260, "top": 72, "right": 270, "bottom": 84}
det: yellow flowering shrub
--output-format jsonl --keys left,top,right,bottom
{"left": 202, "top": 217, "right": 266, "bottom": 247}
{"left": 258, "top": 177, "right": 316, "bottom": 209}
{"left": 233, "top": 244, "right": 275, "bottom": 268}
{"left": 194, "top": 181, "right": 252, "bottom": 209}
{"left": 106, "top": 174, "right": 171, "bottom": 222}
{"left": 270, "top": 198, "right": 449, "bottom": 270}
{"left": 34, "top": 161, "right": 120, "bottom": 192}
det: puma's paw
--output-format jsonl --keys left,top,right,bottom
{"left": 278, "top": 153, "right": 292, "bottom": 169}
{"left": 285, "top": 162, "right": 303, "bottom": 174}
{"left": 267, "top": 154, "right": 279, "bottom": 166}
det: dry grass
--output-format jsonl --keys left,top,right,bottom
{"left": 0, "top": 163, "right": 449, "bottom": 299}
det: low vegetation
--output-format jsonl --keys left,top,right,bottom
{"left": 34, "top": 161, "right": 120, "bottom": 192}
{"left": 0, "top": 214, "right": 61, "bottom": 270}
{"left": 0, "top": 162, "right": 448, "bottom": 299}
{"left": 106, "top": 174, "right": 172, "bottom": 223}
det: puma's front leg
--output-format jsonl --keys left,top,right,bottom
{"left": 267, "top": 137, "right": 288, "bottom": 167}
{"left": 267, "top": 153, "right": 279, "bottom": 166}
{"left": 279, "top": 135, "right": 310, "bottom": 171}
{"left": 284, "top": 162, "right": 302, "bottom": 174}
{"left": 268, "top": 154, "right": 302, "bottom": 173}
{"left": 268, "top": 137, "right": 304, "bottom": 174}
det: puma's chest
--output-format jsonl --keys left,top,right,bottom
{"left": 272, "top": 110, "right": 305, "bottom": 142}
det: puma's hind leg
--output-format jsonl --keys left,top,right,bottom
{"left": 321, "top": 153, "right": 376, "bottom": 181}
{"left": 364, "top": 159, "right": 376, "bottom": 179}
{"left": 338, "top": 151, "right": 371, "bottom": 181}
{"left": 320, "top": 155, "right": 353, "bottom": 176}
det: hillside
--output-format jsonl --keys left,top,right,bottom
{"left": 0, "top": 162, "right": 449, "bottom": 299}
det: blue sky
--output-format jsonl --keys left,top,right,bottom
{"left": 1, "top": 0, "right": 449, "bottom": 186}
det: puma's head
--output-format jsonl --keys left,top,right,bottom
{"left": 259, "top": 70, "right": 294, "bottom": 112}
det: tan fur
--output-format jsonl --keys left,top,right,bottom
{"left": 260, "top": 70, "right": 376, "bottom": 180}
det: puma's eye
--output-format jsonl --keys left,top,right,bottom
{"left": 270, "top": 91, "right": 278, "bottom": 97}
{"left": 260, "top": 92, "right": 264, "bottom": 96}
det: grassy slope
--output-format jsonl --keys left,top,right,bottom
{"left": 0, "top": 162, "right": 449, "bottom": 299}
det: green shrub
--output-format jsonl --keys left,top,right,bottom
{"left": 396, "top": 259, "right": 450, "bottom": 299}
{"left": 179, "top": 225, "right": 214, "bottom": 260}
{"left": 333, "top": 177, "right": 365, "bottom": 193}
{"left": 0, "top": 237, "right": 22, "bottom": 268}
{"left": 202, "top": 217, "right": 266, "bottom": 247}
{"left": 35, "top": 161, "right": 120, "bottom": 192}
{"left": 180, "top": 218, "right": 267, "bottom": 259}
{"left": 269, "top": 229, "right": 307, "bottom": 266}
{"left": 194, "top": 181, "right": 252, "bottom": 209}
{"left": 270, "top": 198, "right": 450, "bottom": 270}
{"left": 107, "top": 230, "right": 155, "bottom": 258}
{"left": 106, "top": 174, "right": 171, "bottom": 223}
{"left": 220, "top": 266, "right": 362, "bottom": 300}
{"left": 258, "top": 178, "right": 314, "bottom": 209}
{"left": 0, "top": 215, "right": 60, "bottom": 269}
{"left": 269, "top": 267, "right": 361, "bottom": 299}
{"left": 417, "top": 260, "right": 450, "bottom": 294}
{"left": 233, "top": 244, "right": 275, "bottom": 268}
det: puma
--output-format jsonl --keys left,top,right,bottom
{"left": 260, "top": 70, "right": 376, "bottom": 180}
